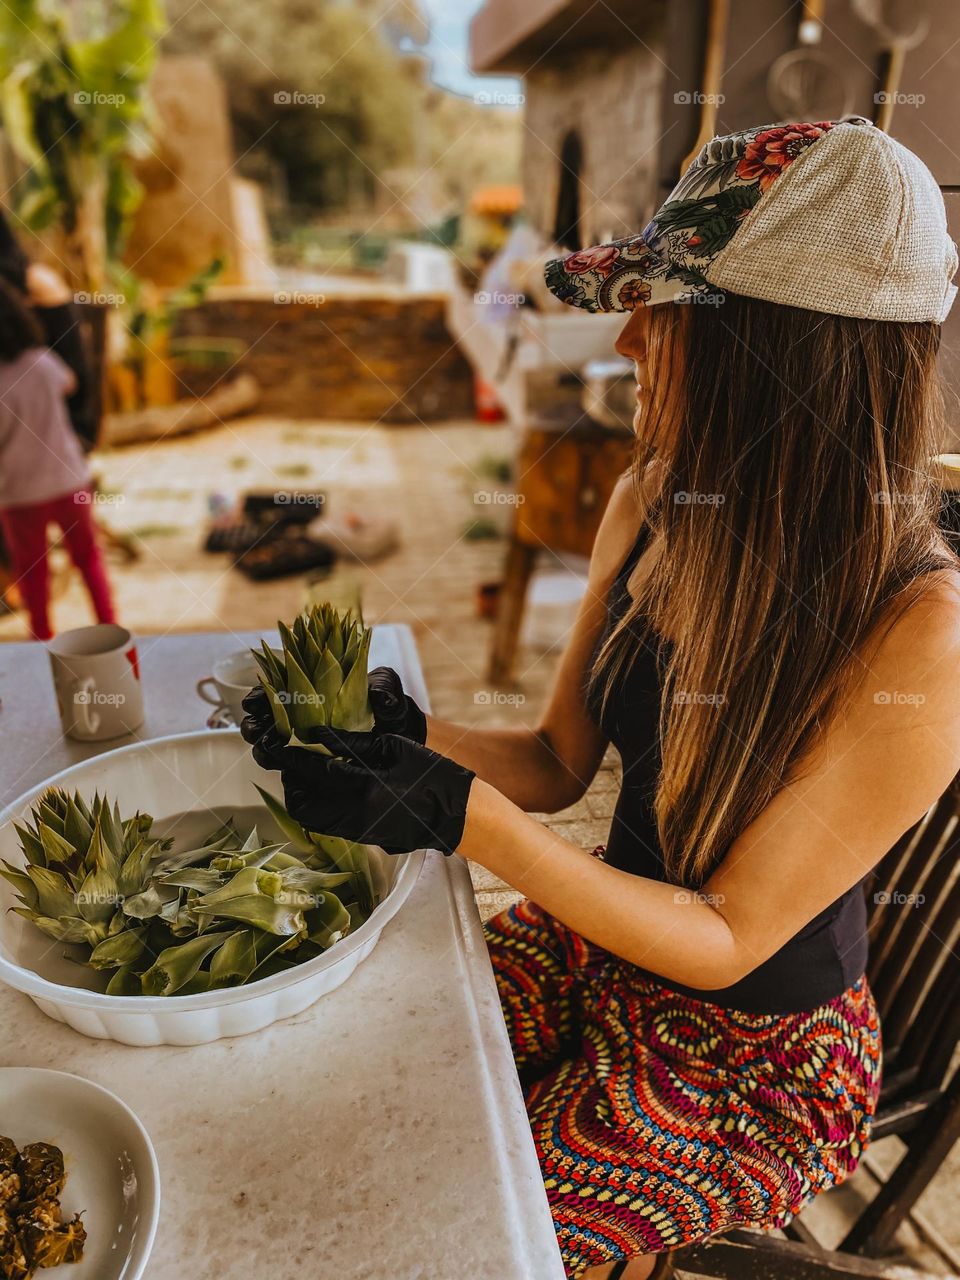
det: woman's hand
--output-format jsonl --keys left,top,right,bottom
{"left": 367, "top": 666, "right": 427, "bottom": 744}
{"left": 240, "top": 688, "right": 474, "bottom": 854}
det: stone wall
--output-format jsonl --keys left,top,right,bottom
{"left": 172, "top": 292, "right": 476, "bottom": 422}
{"left": 520, "top": 20, "right": 667, "bottom": 247}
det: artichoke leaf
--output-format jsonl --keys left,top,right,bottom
{"left": 0, "top": 860, "right": 39, "bottom": 908}
{"left": 209, "top": 928, "right": 259, "bottom": 987}
{"left": 305, "top": 890, "right": 351, "bottom": 949}
{"left": 25, "top": 865, "right": 76, "bottom": 919}
{"left": 13, "top": 822, "right": 46, "bottom": 866}
{"left": 106, "top": 966, "right": 142, "bottom": 996}
{"left": 88, "top": 927, "right": 147, "bottom": 971}
{"left": 253, "top": 784, "right": 315, "bottom": 853}
{"left": 194, "top": 894, "right": 306, "bottom": 936}
{"left": 140, "top": 931, "right": 233, "bottom": 996}
{"left": 36, "top": 822, "right": 77, "bottom": 869}
{"left": 121, "top": 882, "right": 173, "bottom": 920}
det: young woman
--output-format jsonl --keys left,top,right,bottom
{"left": 0, "top": 280, "right": 116, "bottom": 640}
{"left": 242, "top": 118, "right": 960, "bottom": 1279}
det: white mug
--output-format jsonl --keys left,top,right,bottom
{"left": 47, "top": 624, "right": 145, "bottom": 742}
{"left": 197, "top": 650, "right": 260, "bottom": 725}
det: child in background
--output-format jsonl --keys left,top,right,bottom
{"left": 0, "top": 280, "right": 116, "bottom": 640}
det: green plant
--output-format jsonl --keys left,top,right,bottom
{"left": 1, "top": 788, "right": 374, "bottom": 996}
{"left": 0, "top": 0, "right": 166, "bottom": 290}
{"left": 251, "top": 604, "right": 374, "bottom": 753}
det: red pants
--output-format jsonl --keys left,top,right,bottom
{"left": 0, "top": 489, "right": 116, "bottom": 641}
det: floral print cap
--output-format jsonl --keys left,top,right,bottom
{"left": 544, "top": 118, "right": 872, "bottom": 313}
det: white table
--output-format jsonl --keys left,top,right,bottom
{"left": 0, "top": 628, "right": 565, "bottom": 1280}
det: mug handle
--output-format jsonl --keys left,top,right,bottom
{"left": 196, "top": 676, "right": 223, "bottom": 707}
{"left": 74, "top": 676, "right": 101, "bottom": 736}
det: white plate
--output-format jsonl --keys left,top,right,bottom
{"left": 0, "top": 1068, "right": 160, "bottom": 1280}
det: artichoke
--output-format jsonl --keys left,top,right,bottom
{"left": 251, "top": 604, "right": 374, "bottom": 751}
{"left": 0, "top": 789, "right": 164, "bottom": 949}
{"left": 1, "top": 792, "right": 366, "bottom": 997}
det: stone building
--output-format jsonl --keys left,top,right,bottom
{"left": 469, "top": 0, "right": 960, "bottom": 440}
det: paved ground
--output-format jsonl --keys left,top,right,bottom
{"left": 1, "top": 415, "right": 957, "bottom": 1273}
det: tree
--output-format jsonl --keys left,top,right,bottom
{"left": 162, "top": 0, "right": 426, "bottom": 214}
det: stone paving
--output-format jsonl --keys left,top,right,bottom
{"left": 0, "top": 415, "right": 957, "bottom": 1272}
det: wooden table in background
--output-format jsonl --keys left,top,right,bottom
{"left": 488, "top": 417, "right": 634, "bottom": 684}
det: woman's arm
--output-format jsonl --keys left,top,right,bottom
{"left": 425, "top": 470, "right": 650, "bottom": 812}
{"left": 459, "top": 577, "right": 960, "bottom": 990}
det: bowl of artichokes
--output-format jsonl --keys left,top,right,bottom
{"left": 0, "top": 609, "right": 425, "bottom": 1046}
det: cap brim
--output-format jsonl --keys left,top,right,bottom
{"left": 543, "top": 232, "right": 703, "bottom": 313}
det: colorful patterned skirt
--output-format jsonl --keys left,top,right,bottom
{"left": 484, "top": 897, "right": 882, "bottom": 1279}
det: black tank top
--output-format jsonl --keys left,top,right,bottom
{"left": 588, "top": 523, "right": 869, "bottom": 1014}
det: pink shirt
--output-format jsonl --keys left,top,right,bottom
{"left": 0, "top": 347, "right": 91, "bottom": 508}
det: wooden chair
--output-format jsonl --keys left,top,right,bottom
{"left": 674, "top": 774, "right": 960, "bottom": 1277}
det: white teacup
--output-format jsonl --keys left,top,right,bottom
{"left": 48, "top": 624, "right": 146, "bottom": 742}
{"left": 197, "top": 650, "right": 260, "bottom": 725}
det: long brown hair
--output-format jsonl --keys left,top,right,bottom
{"left": 591, "top": 291, "right": 957, "bottom": 889}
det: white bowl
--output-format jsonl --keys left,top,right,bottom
{"left": 0, "top": 731, "right": 424, "bottom": 1046}
{"left": 0, "top": 1067, "right": 160, "bottom": 1280}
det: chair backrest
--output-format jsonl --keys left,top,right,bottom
{"left": 865, "top": 774, "right": 960, "bottom": 1106}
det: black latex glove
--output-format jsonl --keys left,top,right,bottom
{"left": 239, "top": 690, "right": 474, "bottom": 855}
{"left": 367, "top": 666, "right": 427, "bottom": 744}
{"left": 240, "top": 685, "right": 288, "bottom": 769}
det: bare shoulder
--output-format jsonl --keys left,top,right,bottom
{"left": 26, "top": 262, "right": 72, "bottom": 307}
{"left": 823, "top": 568, "right": 960, "bottom": 782}
{"left": 864, "top": 570, "right": 960, "bottom": 690}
